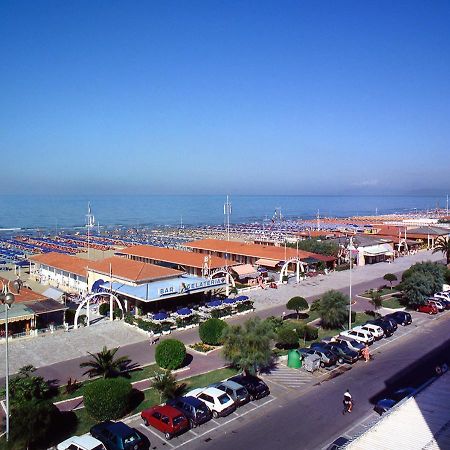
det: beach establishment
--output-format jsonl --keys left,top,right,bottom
{"left": 0, "top": 276, "right": 67, "bottom": 338}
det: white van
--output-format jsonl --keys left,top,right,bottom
{"left": 340, "top": 328, "right": 374, "bottom": 345}
{"left": 187, "top": 387, "right": 236, "bottom": 418}
{"left": 358, "top": 324, "right": 384, "bottom": 340}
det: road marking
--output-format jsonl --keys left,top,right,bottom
{"left": 139, "top": 423, "right": 175, "bottom": 448}
{"left": 211, "top": 418, "right": 220, "bottom": 425}
{"left": 176, "top": 397, "right": 276, "bottom": 448}
{"left": 188, "top": 429, "right": 198, "bottom": 436}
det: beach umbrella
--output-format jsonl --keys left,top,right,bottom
{"left": 177, "top": 307, "right": 193, "bottom": 316}
{"left": 206, "top": 300, "right": 222, "bottom": 308}
{"left": 235, "top": 295, "right": 249, "bottom": 302}
{"left": 153, "top": 312, "right": 168, "bottom": 321}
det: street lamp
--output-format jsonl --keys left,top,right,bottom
{"left": 347, "top": 237, "right": 358, "bottom": 330}
{"left": 0, "top": 278, "right": 21, "bottom": 442}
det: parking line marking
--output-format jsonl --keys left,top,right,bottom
{"left": 139, "top": 423, "right": 175, "bottom": 448}
{"left": 188, "top": 429, "right": 198, "bottom": 436}
{"left": 176, "top": 398, "right": 276, "bottom": 448}
{"left": 211, "top": 419, "right": 220, "bottom": 425}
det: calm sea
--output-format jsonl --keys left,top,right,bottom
{"left": 0, "top": 195, "right": 446, "bottom": 230}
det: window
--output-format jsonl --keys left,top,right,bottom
{"left": 199, "top": 394, "right": 213, "bottom": 403}
{"left": 173, "top": 416, "right": 185, "bottom": 426}
{"left": 218, "top": 394, "right": 230, "bottom": 405}
{"left": 161, "top": 416, "right": 169, "bottom": 424}
{"left": 67, "top": 445, "right": 79, "bottom": 450}
{"left": 152, "top": 412, "right": 162, "bottom": 419}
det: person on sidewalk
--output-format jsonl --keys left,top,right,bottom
{"left": 343, "top": 389, "right": 353, "bottom": 414}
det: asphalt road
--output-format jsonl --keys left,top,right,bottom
{"left": 185, "top": 311, "right": 450, "bottom": 450}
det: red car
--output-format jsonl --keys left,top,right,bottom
{"left": 141, "top": 405, "right": 189, "bottom": 440}
{"left": 416, "top": 303, "right": 438, "bottom": 315}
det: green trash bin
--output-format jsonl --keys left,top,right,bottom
{"left": 287, "top": 349, "right": 302, "bottom": 369}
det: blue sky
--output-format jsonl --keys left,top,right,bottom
{"left": 1, "top": 1, "right": 450, "bottom": 196}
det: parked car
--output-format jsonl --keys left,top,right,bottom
{"left": 415, "top": 303, "right": 438, "bottom": 314}
{"left": 427, "top": 299, "right": 445, "bottom": 312}
{"left": 141, "top": 405, "right": 189, "bottom": 440}
{"left": 297, "top": 347, "right": 338, "bottom": 367}
{"left": 186, "top": 387, "right": 236, "bottom": 418}
{"left": 434, "top": 291, "right": 450, "bottom": 302}
{"left": 90, "top": 421, "right": 147, "bottom": 450}
{"left": 323, "top": 342, "right": 359, "bottom": 364}
{"left": 228, "top": 374, "right": 270, "bottom": 400}
{"left": 385, "top": 311, "right": 412, "bottom": 326}
{"left": 374, "top": 387, "right": 416, "bottom": 415}
{"left": 433, "top": 295, "right": 450, "bottom": 309}
{"left": 366, "top": 318, "right": 395, "bottom": 337}
{"left": 167, "top": 396, "right": 212, "bottom": 428}
{"left": 57, "top": 435, "right": 106, "bottom": 450}
{"left": 340, "top": 329, "right": 374, "bottom": 345}
{"left": 210, "top": 380, "right": 250, "bottom": 406}
{"left": 358, "top": 324, "right": 384, "bottom": 340}
{"left": 334, "top": 336, "right": 365, "bottom": 355}
{"left": 379, "top": 311, "right": 398, "bottom": 332}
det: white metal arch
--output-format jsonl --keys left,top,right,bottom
{"left": 209, "top": 268, "right": 235, "bottom": 296}
{"left": 279, "top": 257, "right": 306, "bottom": 283}
{"left": 74, "top": 292, "right": 124, "bottom": 330}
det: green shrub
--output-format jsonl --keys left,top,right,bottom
{"left": 83, "top": 377, "right": 132, "bottom": 421}
{"left": 199, "top": 318, "right": 228, "bottom": 345}
{"left": 265, "top": 316, "right": 284, "bottom": 332}
{"left": 236, "top": 301, "right": 253, "bottom": 313}
{"left": 155, "top": 339, "right": 186, "bottom": 370}
{"left": 124, "top": 312, "right": 134, "bottom": 325}
{"left": 276, "top": 326, "right": 299, "bottom": 349}
{"left": 99, "top": 303, "right": 109, "bottom": 316}
{"left": 78, "top": 314, "right": 87, "bottom": 326}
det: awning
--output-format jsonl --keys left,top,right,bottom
{"left": 0, "top": 304, "right": 35, "bottom": 324}
{"left": 231, "top": 264, "right": 260, "bottom": 278}
{"left": 255, "top": 259, "right": 280, "bottom": 268}
{"left": 42, "top": 287, "right": 65, "bottom": 301}
{"left": 28, "top": 299, "right": 68, "bottom": 315}
{"left": 301, "top": 257, "right": 321, "bottom": 264}
{"left": 363, "top": 243, "right": 394, "bottom": 256}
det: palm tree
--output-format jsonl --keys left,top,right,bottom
{"left": 80, "top": 346, "right": 131, "bottom": 378}
{"left": 433, "top": 236, "right": 450, "bottom": 265}
{"left": 151, "top": 370, "right": 186, "bottom": 403}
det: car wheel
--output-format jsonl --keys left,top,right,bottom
{"left": 189, "top": 419, "right": 196, "bottom": 429}
{"left": 429, "top": 311, "right": 433, "bottom": 315}
{"left": 165, "top": 432, "right": 172, "bottom": 440}
{"left": 249, "top": 394, "right": 255, "bottom": 401}
{"left": 212, "top": 411, "right": 219, "bottom": 419}
{"left": 338, "top": 358, "right": 344, "bottom": 364}
{"left": 142, "top": 418, "right": 148, "bottom": 426}
{"left": 320, "top": 361, "right": 325, "bottom": 368}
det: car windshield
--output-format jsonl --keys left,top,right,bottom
{"left": 173, "top": 415, "right": 185, "bottom": 426}
{"left": 218, "top": 394, "right": 231, "bottom": 405}
{"left": 93, "top": 445, "right": 105, "bottom": 450}
{"left": 350, "top": 340, "right": 361, "bottom": 346}
{"left": 236, "top": 388, "right": 247, "bottom": 397}
{"left": 124, "top": 433, "right": 140, "bottom": 444}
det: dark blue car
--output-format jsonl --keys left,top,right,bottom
{"left": 90, "top": 421, "right": 148, "bottom": 450}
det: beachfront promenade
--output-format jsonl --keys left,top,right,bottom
{"left": 0, "top": 250, "right": 443, "bottom": 382}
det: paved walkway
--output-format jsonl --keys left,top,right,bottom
{"left": 0, "top": 250, "right": 443, "bottom": 383}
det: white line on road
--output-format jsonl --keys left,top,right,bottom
{"left": 139, "top": 423, "right": 175, "bottom": 448}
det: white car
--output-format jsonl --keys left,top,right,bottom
{"left": 340, "top": 329, "right": 374, "bottom": 345}
{"left": 57, "top": 435, "right": 106, "bottom": 450}
{"left": 359, "top": 324, "right": 384, "bottom": 340}
{"left": 434, "top": 292, "right": 450, "bottom": 302}
{"left": 427, "top": 299, "right": 444, "bottom": 312}
{"left": 187, "top": 387, "right": 236, "bottom": 418}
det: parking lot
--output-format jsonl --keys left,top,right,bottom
{"left": 125, "top": 393, "right": 278, "bottom": 449}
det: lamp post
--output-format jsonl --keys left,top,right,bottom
{"left": 347, "top": 237, "right": 358, "bottom": 330}
{"left": 1, "top": 278, "right": 21, "bottom": 442}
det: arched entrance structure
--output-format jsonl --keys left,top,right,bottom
{"left": 74, "top": 292, "right": 124, "bottom": 329}
{"left": 279, "top": 257, "right": 306, "bottom": 283}
{"left": 209, "top": 268, "right": 235, "bottom": 296}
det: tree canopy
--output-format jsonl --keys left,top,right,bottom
{"left": 433, "top": 236, "right": 450, "bottom": 265}
{"left": 318, "top": 290, "right": 349, "bottom": 329}
{"left": 286, "top": 296, "right": 308, "bottom": 319}
{"left": 401, "top": 262, "right": 445, "bottom": 295}
{"left": 383, "top": 273, "right": 398, "bottom": 288}
{"left": 402, "top": 271, "right": 434, "bottom": 306}
{"left": 222, "top": 317, "right": 275, "bottom": 375}
{"left": 286, "top": 239, "right": 339, "bottom": 257}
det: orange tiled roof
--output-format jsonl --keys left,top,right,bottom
{"left": 87, "top": 257, "right": 183, "bottom": 283}
{"left": 0, "top": 277, "right": 47, "bottom": 304}
{"left": 29, "top": 252, "right": 91, "bottom": 277}
{"left": 184, "top": 239, "right": 335, "bottom": 262}
{"left": 119, "top": 245, "right": 237, "bottom": 269}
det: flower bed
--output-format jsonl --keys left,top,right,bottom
{"left": 189, "top": 342, "right": 218, "bottom": 354}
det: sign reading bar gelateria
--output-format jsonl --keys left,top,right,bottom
{"left": 158, "top": 277, "right": 226, "bottom": 297}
